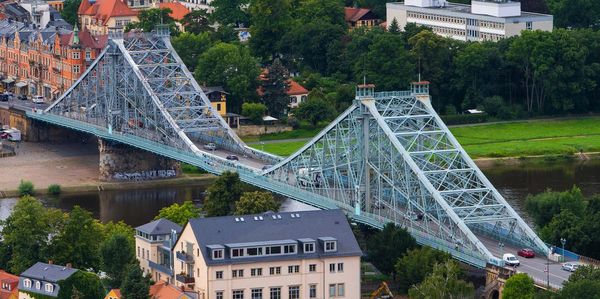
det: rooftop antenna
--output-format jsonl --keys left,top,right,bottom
{"left": 418, "top": 57, "right": 422, "bottom": 82}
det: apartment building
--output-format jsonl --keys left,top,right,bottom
{"left": 78, "top": 0, "right": 138, "bottom": 35}
{"left": 387, "top": 0, "right": 553, "bottom": 42}
{"left": 172, "top": 210, "right": 362, "bottom": 299}
{"left": 135, "top": 218, "right": 182, "bottom": 284}
{"left": 0, "top": 20, "right": 104, "bottom": 101}
{"left": 17, "top": 262, "right": 78, "bottom": 299}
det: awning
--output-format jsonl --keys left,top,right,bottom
{"left": 15, "top": 82, "right": 27, "bottom": 88}
{"left": 262, "top": 116, "right": 278, "bottom": 122}
{"left": 2, "top": 78, "right": 14, "bottom": 84}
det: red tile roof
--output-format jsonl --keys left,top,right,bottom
{"left": 0, "top": 270, "right": 19, "bottom": 299}
{"left": 149, "top": 282, "right": 189, "bottom": 298}
{"left": 79, "top": 0, "right": 137, "bottom": 25}
{"left": 287, "top": 80, "right": 308, "bottom": 95}
{"left": 344, "top": 7, "right": 376, "bottom": 22}
{"left": 158, "top": 2, "right": 189, "bottom": 21}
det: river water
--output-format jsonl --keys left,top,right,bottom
{"left": 1, "top": 159, "right": 599, "bottom": 227}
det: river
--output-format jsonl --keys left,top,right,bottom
{"left": 1, "top": 159, "right": 599, "bottom": 227}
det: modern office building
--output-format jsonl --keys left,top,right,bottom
{"left": 171, "top": 210, "right": 362, "bottom": 299}
{"left": 386, "top": 0, "right": 553, "bottom": 42}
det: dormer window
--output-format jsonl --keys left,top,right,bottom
{"left": 23, "top": 279, "right": 31, "bottom": 288}
{"left": 212, "top": 249, "right": 224, "bottom": 260}
{"left": 304, "top": 242, "right": 315, "bottom": 253}
{"left": 45, "top": 283, "right": 53, "bottom": 293}
{"left": 35, "top": 281, "right": 40, "bottom": 290}
{"left": 325, "top": 241, "right": 337, "bottom": 252}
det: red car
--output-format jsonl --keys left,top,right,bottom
{"left": 517, "top": 248, "right": 536, "bottom": 258}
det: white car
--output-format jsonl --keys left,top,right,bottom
{"left": 32, "top": 95, "right": 45, "bottom": 104}
{"left": 203, "top": 143, "right": 216, "bottom": 151}
{"left": 503, "top": 253, "right": 520, "bottom": 266}
{"left": 562, "top": 262, "right": 580, "bottom": 272}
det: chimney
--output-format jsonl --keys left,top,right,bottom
{"left": 65, "top": 263, "right": 72, "bottom": 268}
{"left": 48, "top": 260, "right": 54, "bottom": 264}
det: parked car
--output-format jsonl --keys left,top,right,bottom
{"left": 3, "top": 92, "right": 15, "bottom": 100}
{"left": 503, "top": 253, "right": 520, "bottom": 266}
{"left": 562, "top": 262, "right": 580, "bottom": 272}
{"left": 517, "top": 248, "right": 536, "bottom": 258}
{"left": 18, "top": 95, "right": 27, "bottom": 101}
{"left": 32, "top": 95, "right": 45, "bottom": 104}
{"left": 203, "top": 143, "right": 216, "bottom": 151}
{"left": 0, "top": 132, "right": 10, "bottom": 139}
{"left": 226, "top": 155, "right": 239, "bottom": 161}
{"left": 0, "top": 94, "right": 8, "bottom": 102}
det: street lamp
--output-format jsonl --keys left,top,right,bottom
{"left": 498, "top": 242, "right": 504, "bottom": 253}
{"left": 560, "top": 238, "right": 567, "bottom": 260}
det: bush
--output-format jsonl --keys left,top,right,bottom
{"left": 242, "top": 102, "right": 267, "bottom": 125}
{"left": 444, "top": 105, "right": 458, "bottom": 115}
{"left": 18, "top": 180, "right": 34, "bottom": 196}
{"left": 441, "top": 113, "right": 488, "bottom": 125}
{"left": 47, "top": 184, "right": 61, "bottom": 196}
{"left": 181, "top": 163, "right": 206, "bottom": 174}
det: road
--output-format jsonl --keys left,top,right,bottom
{"left": 0, "top": 97, "right": 50, "bottom": 112}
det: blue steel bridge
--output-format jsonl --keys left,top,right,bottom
{"left": 27, "top": 28, "right": 570, "bottom": 287}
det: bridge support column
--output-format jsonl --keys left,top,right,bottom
{"left": 481, "top": 264, "right": 515, "bottom": 299}
{"left": 98, "top": 139, "right": 181, "bottom": 181}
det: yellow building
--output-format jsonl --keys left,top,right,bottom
{"left": 104, "top": 289, "right": 122, "bottom": 299}
{"left": 202, "top": 86, "right": 228, "bottom": 116}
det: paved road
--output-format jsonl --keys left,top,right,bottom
{"left": 0, "top": 97, "right": 49, "bottom": 113}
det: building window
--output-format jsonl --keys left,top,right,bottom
{"left": 212, "top": 249, "right": 224, "bottom": 260}
{"left": 304, "top": 243, "right": 315, "bottom": 253}
{"left": 289, "top": 286, "right": 300, "bottom": 299}
{"left": 288, "top": 265, "right": 300, "bottom": 274}
{"left": 251, "top": 268, "right": 263, "bottom": 276}
{"left": 337, "top": 284, "right": 345, "bottom": 296}
{"left": 270, "top": 287, "right": 281, "bottom": 299}
{"left": 269, "top": 267, "right": 281, "bottom": 275}
{"left": 72, "top": 52, "right": 80, "bottom": 59}
{"left": 526, "top": 21, "right": 533, "bottom": 30}
{"left": 215, "top": 291, "right": 224, "bottom": 299}
{"left": 309, "top": 264, "right": 316, "bottom": 272}
{"left": 35, "top": 281, "right": 40, "bottom": 290}
{"left": 251, "top": 288, "right": 263, "bottom": 299}
{"left": 216, "top": 103, "right": 221, "bottom": 111}
{"left": 233, "top": 290, "right": 244, "bottom": 299}
{"left": 73, "top": 65, "right": 80, "bottom": 74}
{"left": 232, "top": 248, "right": 244, "bottom": 258}
{"left": 85, "top": 51, "right": 91, "bottom": 60}
{"left": 309, "top": 285, "right": 317, "bottom": 298}
{"left": 45, "top": 283, "right": 53, "bottom": 293}
{"left": 329, "top": 263, "right": 336, "bottom": 273}
{"left": 216, "top": 271, "right": 223, "bottom": 279}
{"left": 337, "top": 263, "right": 344, "bottom": 272}
{"left": 329, "top": 284, "right": 336, "bottom": 297}
{"left": 232, "top": 269, "right": 244, "bottom": 278}
{"left": 23, "top": 279, "right": 31, "bottom": 288}
{"left": 137, "top": 246, "right": 140, "bottom": 257}
{"left": 324, "top": 241, "right": 337, "bottom": 252}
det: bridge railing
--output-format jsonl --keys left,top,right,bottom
{"left": 374, "top": 91, "right": 412, "bottom": 98}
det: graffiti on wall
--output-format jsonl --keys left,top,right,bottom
{"left": 112, "top": 169, "right": 177, "bottom": 181}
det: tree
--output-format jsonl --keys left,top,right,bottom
{"left": 101, "top": 233, "right": 136, "bottom": 287}
{"left": 503, "top": 273, "right": 535, "bottom": 299}
{"left": 210, "top": 0, "right": 249, "bottom": 27}
{"left": 248, "top": 0, "right": 292, "bottom": 60}
{"left": 182, "top": 9, "right": 212, "bottom": 34}
{"left": 294, "top": 96, "right": 335, "bottom": 127}
{"left": 260, "top": 58, "right": 289, "bottom": 118}
{"left": 234, "top": 191, "right": 280, "bottom": 215}
{"left": 395, "top": 247, "right": 452, "bottom": 292}
{"left": 49, "top": 206, "right": 103, "bottom": 271}
{"left": 61, "top": 0, "right": 81, "bottom": 25}
{"left": 202, "top": 171, "right": 244, "bottom": 216}
{"left": 57, "top": 271, "right": 105, "bottom": 299}
{"left": 366, "top": 223, "right": 417, "bottom": 276}
{"left": 359, "top": 33, "right": 414, "bottom": 90}
{"left": 559, "top": 266, "right": 600, "bottom": 299}
{"left": 0, "top": 196, "right": 63, "bottom": 274}
{"left": 388, "top": 18, "right": 400, "bottom": 33}
{"left": 195, "top": 42, "right": 260, "bottom": 113}
{"left": 546, "top": 0, "right": 600, "bottom": 29}
{"left": 295, "top": 0, "right": 345, "bottom": 27}
{"left": 154, "top": 201, "right": 201, "bottom": 226}
{"left": 525, "top": 186, "right": 586, "bottom": 227}
{"left": 539, "top": 210, "right": 590, "bottom": 255}
{"left": 125, "top": 8, "right": 179, "bottom": 35}
{"left": 172, "top": 32, "right": 213, "bottom": 72}
{"left": 241, "top": 102, "right": 267, "bottom": 124}
{"left": 120, "top": 263, "right": 151, "bottom": 299}
{"left": 408, "top": 260, "right": 475, "bottom": 299}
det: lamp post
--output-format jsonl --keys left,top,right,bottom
{"left": 498, "top": 242, "right": 504, "bottom": 254}
{"left": 560, "top": 238, "right": 567, "bottom": 261}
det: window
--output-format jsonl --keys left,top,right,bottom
{"left": 526, "top": 21, "right": 533, "bottom": 30}
{"left": 216, "top": 103, "right": 221, "bottom": 111}
{"left": 329, "top": 284, "right": 336, "bottom": 297}
{"left": 329, "top": 263, "right": 336, "bottom": 273}
{"left": 304, "top": 243, "right": 315, "bottom": 253}
{"left": 216, "top": 271, "right": 223, "bottom": 279}
{"left": 309, "top": 285, "right": 317, "bottom": 298}
{"left": 212, "top": 249, "right": 223, "bottom": 260}
{"left": 233, "top": 290, "right": 244, "bottom": 299}
{"left": 23, "top": 279, "right": 31, "bottom": 288}
{"left": 35, "top": 281, "right": 40, "bottom": 290}
{"left": 288, "top": 265, "right": 299, "bottom": 274}
{"left": 72, "top": 52, "right": 80, "bottom": 59}
{"left": 284, "top": 245, "right": 296, "bottom": 254}
{"left": 290, "top": 97, "right": 296, "bottom": 104}
{"left": 288, "top": 286, "right": 300, "bottom": 299}
{"left": 73, "top": 65, "right": 80, "bottom": 74}
{"left": 215, "top": 291, "right": 224, "bottom": 299}
{"left": 232, "top": 269, "right": 244, "bottom": 278}
{"left": 324, "top": 241, "right": 337, "bottom": 252}
{"left": 270, "top": 287, "right": 281, "bottom": 299}
{"left": 337, "top": 284, "right": 345, "bottom": 296}
{"left": 247, "top": 247, "right": 263, "bottom": 256}
{"left": 137, "top": 246, "right": 140, "bottom": 257}
{"left": 44, "top": 283, "right": 53, "bottom": 293}
{"left": 85, "top": 51, "right": 91, "bottom": 60}
{"left": 232, "top": 248, "right": 245, "bottom": 257}
{"left": 251, "top": 288, "right": 263, "bottom": 299}
{"left": 309, "top": 264, "right": 316, "bottom": 272}
{"left": 251, "top": 268, "right": 263, "bottom": 276}
{"left": 337, "top": 263, "right": 344, "bottom": 272}
{"left": 269, "top": 267, "right": 281, "bottom": 275}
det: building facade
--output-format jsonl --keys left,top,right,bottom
{"left": 0, "top": 20, "right": 104, "bottom": 101}
{"left": 78, "top": 0, "right": 138, "bottom": 35}
{"left": 17, "top": 262, "right": 78, "bottom": 299}
{"left": 344, "top": 7, "right": 380, "bottom": 31}
{"left": 386, "top": 0, "right": 553, "bottom": 42}
{"left": 0, "top": 270, "right": 19, "bottom": 299}
{"left": 171, "top": 210, "right": 362, "bottom": 299}
{"left": 202, "top": 86, "right": 227, "bottom": 116}
{"left": 135, "top": 218, "right": 182, "bottom": 284}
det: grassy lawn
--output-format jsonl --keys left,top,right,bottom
{"left": 242, "top": 127, "right": 324, "bottom": 143}
{"left": 249, "top": 117, "right": 600, "bottom": 158}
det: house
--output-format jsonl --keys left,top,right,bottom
{"left": 201, "top": 86, "right": 227, "bottom": 116}
{"left": 387, "top": 0, "right": 553, "bottom": 42}
{"left": 135, "top": 218, "right": 182, "bottom": 284}
{"left": 345, "top": 7, "right": 380, "bottom": 30}
{"left": 257, "top": 69, "right": 310, "bottom": 113}
{"left": 149, "top": 282, "right": 198, "bottom": 298}
{"left": 104, "top": 289, "right": 121, "bottom": 299}
{"left": 172, "top": 210, "right": 362, "bottom": 299}
{"left": 0, "top": 270, "right": 19, "bottom": 299}
{"left": 157, "top": 2, "right": 189, "bottom": 32}
{"left": 78, "top": 0, "right": 138, "bottom": 35}
{"left": 17, "top": 262, "right": 78, "bottom": 298}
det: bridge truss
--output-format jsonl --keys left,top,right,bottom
{"left": 29, "top": 29, "right": 548, "bottom": 268}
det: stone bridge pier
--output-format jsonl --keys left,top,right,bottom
{"left": 480, "top": 264, "right": 516, "bottom": 299}
{"left": 98, "top": 139, "right": 181, "bottom": 181}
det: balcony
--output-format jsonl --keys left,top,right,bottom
{"left": 176, "top": 251, "right": 194, "bottom": 263}
{"left": 175, "top": 274, "right": 195, "bottom": 284}
{"left": 148, "top": 260, "right": 173, "bottom": 277}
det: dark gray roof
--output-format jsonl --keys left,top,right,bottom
{"left": 136, "top": 218, "right": 182, "bottom": 235}
{"left": 202, "top": 86, "right": 229, "bottom": 95}
{"left": 19, "top": 262, "right": 78, "bottom": 282}
{"left": 187, "top": 210, "right": 362, "bottom": 266}
{"left": 4, "top": 3, "right": 29, "bottom": 20}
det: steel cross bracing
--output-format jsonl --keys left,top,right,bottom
{"left": 31, "top": 30, "right": 549, "bottom": 268}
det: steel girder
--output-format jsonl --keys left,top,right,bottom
{"left": 267, "top": 93, "right": 548, "bottom": 265}
{"left": 44, "top": 30, "right": 248, "bottom": 155}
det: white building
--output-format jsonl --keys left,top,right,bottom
{"left": 178, "top": 0, "right": 212, "bottom": 12}
{"left": 19, "top": 0, "right": 51, "bottom": 28}
{"left": 387, "top": 0, "right": 553, "bottom": 42}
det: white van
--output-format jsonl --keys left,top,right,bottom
{"left": 32, "top": 95, "right": 45, "bottom": 104}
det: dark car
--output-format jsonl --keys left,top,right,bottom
{"left": 18, "top": 95, "right": 27, "bottom": 101}
{"left": 226, "top": 155, "right": 239, "bottom": 161}
{"left": 0, "top": 94, "right": 8, "bottom": 102}
{"left": 0, "top": 132, "right": 10, "bottom": 139}
{"left": 517, "top": 248, "right": 536, "bottom": 258}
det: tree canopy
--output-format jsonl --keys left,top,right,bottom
{"left": 502, "top": 273, "right": 535, "bottom": 299}
{"left": 125, "top": 8, "right": 179, "bottom": 35}
{"left": 120, "top": 263, "right": 151, "bottom": 299}
{"left": 154, "top": 200, "right": 201, "bottom": 226}
{"left": 395, "top": 247, "right": 452, "bottom": 292}
{"left": 408, "top": 260, "right": 475, "bottom": 299}
{"left": 202, "top": 171, "right": 244, "bottom": 216}
{"left": 366, "top": 223, "right": 417, "bottom": 276}
{"left": 234, "top": 191, "right": 280, "bottom": 215}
